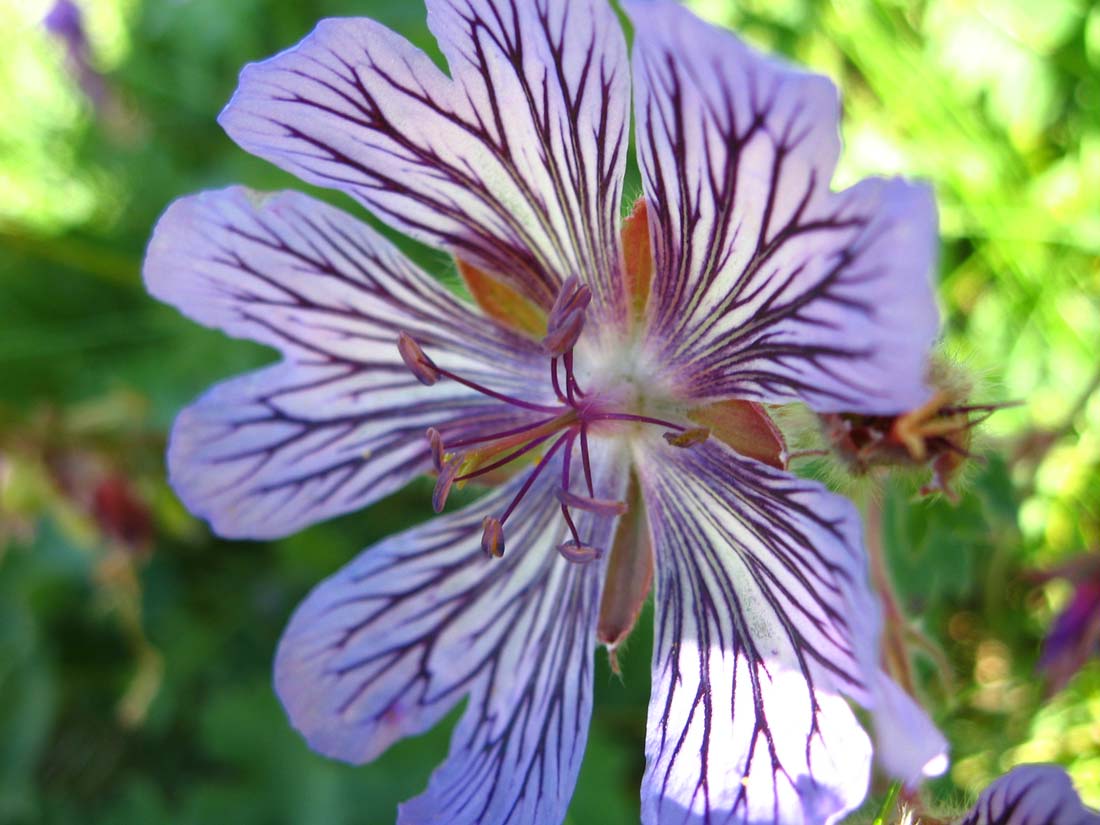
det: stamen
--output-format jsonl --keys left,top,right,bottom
{"left": 542, "top": 277, "right": 593, "bottom": 356}
{"left": 481, "top": 516, "right": 505, "bottom": 558}
{"left": 397, "top": 333, "right": 562, "bottom": 414}
{"left": 455, "top": 429, "right": 558, "bottom": 483}
{"left": 550, "top": 357, "right": 566, "bottom": 402}
{"left": 542, "top": 306, "right": 586, "bottom": 356}
{"left": 557, "top": 488, "right": 627, "bottom": 516}
{"left": 563, "top": 350, "right": 585, "bottom": 401}
{"left": 560, "top": 492, "right": 584, "bottom": 547}
{"left": 397, "top": 332, "right": 440, "bottom": 385}
{"left": 580, "top": 425, "right": 595, "bottom": 497}
{"left": 444, "top": 416, "right": 559, "bottom": 451}
{"left": 592, "top": 412, "right": 687, "bottom": 431}
{"left": 404, "top": 302, "right": 711, "bottom": 566}
{"left": 499, "top": 432, "right": 570, "bottom": 524}
{"left": 432, "top": 456, "right": 462, "bottom": 513}
{"left": 546, "top": 276, "right": 587, "bottom": 324}
{"left": 426, "top": 427, "right": 444, "bottom": 471}
{"left": 557, "top": 542, "right": 602, "bottom": 564}
{"left": 432, "top": 363, "right": 563, "bottom": 414}
{"left": 664, "top": 427, "right": 710, "bottom": 448}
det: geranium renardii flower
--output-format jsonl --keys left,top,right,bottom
{"left": 145, "top": 1, "right": 949, "bottom": 822}
{"left": 961, "top": 764, "right": 1100, "bottom": 825}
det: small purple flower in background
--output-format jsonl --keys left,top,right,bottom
{"left": 43, "top": 0, "right": 108, "bottom": 108}
{"left": 145, "top": 1, "right": 948, "bottom": 822}
{"left": 961, "top": 764, "right": 1100, "bottom": 825}
{"left": 1037, "top": 553, "right": 1100, "bottom": 696}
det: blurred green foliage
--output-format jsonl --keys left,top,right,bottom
{"left": 0, "top": 0, "right": 1097, "bottom": 822}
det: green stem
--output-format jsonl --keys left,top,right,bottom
{"left": 872, "top": 781, "right": 902, "bottom": 825}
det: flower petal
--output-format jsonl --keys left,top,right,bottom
{"left": 219, "top": 1, "right": 630, "bottom": 317}
{"left": 961, "top": 764, "right": 1100, "bottom": 825}
{"left": 145, "top": 187, "right": 541, "bottom": 538}
{"left": 870, "top": 671, "right": 948, "bottom": 786}
{"left": 634, "top": 438, "right": 942, "bottom": 823}
{"left": 629, "top": 1, "right": 938, "bottom": 414}
{"left": 276, "top": 442, "right": 627, "bottom": 824}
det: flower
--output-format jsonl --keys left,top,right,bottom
{"left": 144, "top": 1, "right": 948, "bottom": 822}
{"left": 961, "top": 764, "right": 1100, "bottom": 825}
{"left": 43, "top": 0, "right": 107, "bottom": 108}
{"left": 1036, "top": 553, "right": 1100, "bottom": 695}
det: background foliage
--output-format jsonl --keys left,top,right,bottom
{"left": 0, "top": 0, "right": 1097, "bottom": 822}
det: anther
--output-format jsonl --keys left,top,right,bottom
{"left": 664, "top": 427, "right": 710, "bottom": 448}
{"left": 432, "top": 456, "right": 462, "bottom": 513}
{"left": 547, "top": 276, "right": 580, "bottom": 322}
{"left": 543, "top": 277, "right": 593, "bottom": 356}
{"left": 426, "top": 427, "right": 445, "bottom": 472}
{"left": 481, "top": 516, "right": 505, "bottom": 558}
{"left": 542, "top": 307, "right": 587, "bottom": 356}
{"left": 556, "top": 488, "right": 628, "bottom": 517}
{"left": 557, "top": 541, "right": 602, "bottom": 564}
{"left": 397, "top": 332, "right": 440, "bottom": 385}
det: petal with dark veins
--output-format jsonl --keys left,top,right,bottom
{"left": 961, "top": 764, "right": 1100, "bottom": 825}
{"left": 630, "top": 1, "right": 938, "bottom": 415}
{"left": 145, "top": 187, "right": 543, "bottom": 538}
{"left": 275, "top": 444, "right": 627, "bottom": 825}
{"left": 219, "top": 1, "right": 629, "bottom": 318}
{"left": 634, "top": 437, "right": 945, "bottom": 823}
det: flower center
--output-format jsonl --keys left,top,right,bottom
{"left": 397, "top": 277, "right": 704, "bottom": 562}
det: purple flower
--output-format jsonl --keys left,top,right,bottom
{"left": 144, "top": 1, "right": 948, "bottom": 822}
{"left": 43, "top": 0, "right": 107, "bottom": 108}
{"left": 1038, "top": 554, "right": 1100, "bottom": 695}
{"left": 962, "top": 764, "right": 1100, "bottom": 825}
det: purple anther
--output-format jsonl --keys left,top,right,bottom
{"left": 397, "top": 332, "right": 440, "bottom": 385}
{"left": 432, "top": 456, "right": 462, "bottom": 513}
{"left": 542, "top": 277, "right": 593, "bottom": 356}
{"left": 426, "top": 427, "right": 445, "bottom": 472}
{"left": 557, "top": 541, "right": 602, "bottom": 564}
{"left": 481, "top": 516, "right": 505, "bottom": 558}
{"left": 547, "top": 276, "right": 580, "bottom": 323}
{"left": 556, "top": 488, "right": 628, "bottom": 517}
{"left": 542, "top": 306, "right": 587, "bottom": 356}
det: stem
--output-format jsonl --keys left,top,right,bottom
{"left": 564, "top": 351, "right": 576, "bottom": 404}
{"left": 871, "top": 781, "right": 901, "bottom": 825}
{"left": 866, "top": 486, "right": 916, "bottom": 697}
